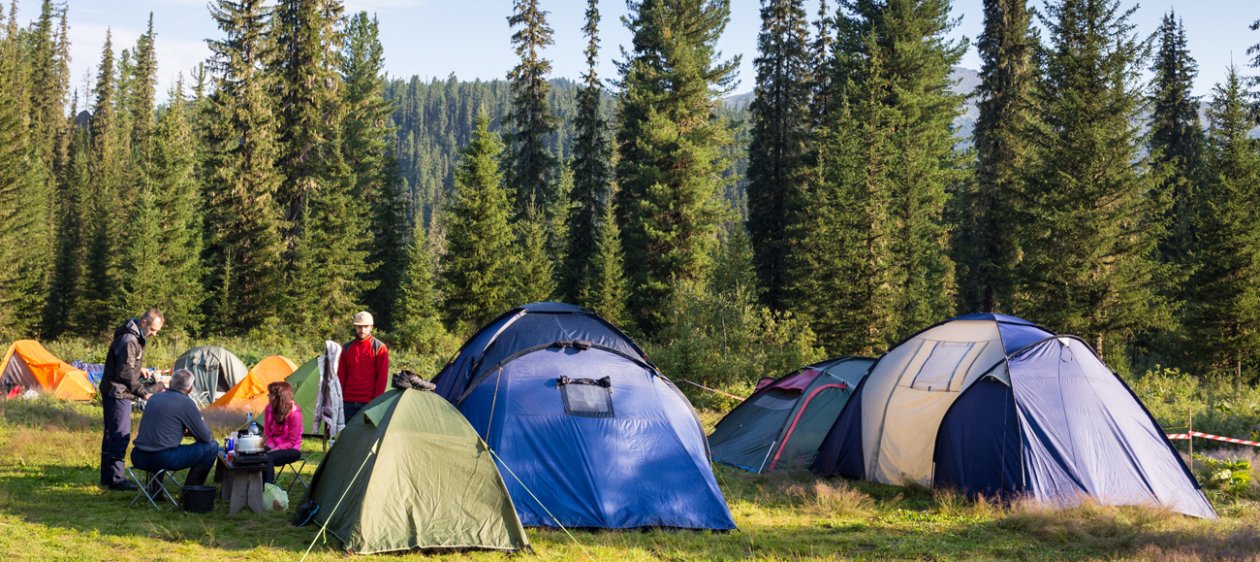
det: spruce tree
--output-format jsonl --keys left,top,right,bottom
{"left": 956, "top": 0, "right": 1036, "bottom": 313}
{"left": 203, "top": 0, "right": 287, "bottom": 331}
{"left": 581, "top": 193, "right": 630, "bottom": 327}
{"left": 1182, "top": 66, "right": 1260, "bottom": 381}
{"left": 0, "top": 15, "right": 50, "bottom": 337}
{"left": 512, "top": 211, "right": 557, "bottom": 305}
{"left": 129, "top": 14, "right": 158, "bottom": 156}
{"left": 788, "top": 78, "right": 900, "bottom": 355}
{"left": 121, "top": 81, "right": 206, "bottom": 335}
{"left": 269, "top": 0, "right": 346, "bottom": 225}
{"left": 44, "top": 96, "right": 89, "bottom": 337}
{"left": 1147, "top": 11, "right": 1204, "bottom": 268}
{"left": 504, "top": 0, "right": 558, "bottom": 216}
{"left": 1016, "top": 0, "right": 1171, "bottom": 357}
{"left": 562, "top": 0, "right": 611, "bottom": 301}
{"left": 393, "top": 219, "right": 451, "bottom": 354}
{"left": 616, "top": 0, "right": 739, "bottom": 333}
{"left": 795, "top": 0, "right": 963, "bottom": 346}
{"left": 341, "top": 12, "right": 406, "bottom": 329}
{"left": 807, "top": 0, "right": 833, "bottom": 126}
{"left": 442, "top": 111, "right": 517, "bottom": 330}
{"left": 746, "top": 0, "right": 812, "bottom": 310}
{"left": 78, "top": 32, "right": 127, "bottom": 334}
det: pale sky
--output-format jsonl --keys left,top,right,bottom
{"left": 9, "top": 0, "right": 1259, "bottom": 104}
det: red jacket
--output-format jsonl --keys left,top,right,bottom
{"left": 338, "top": 337, "right": 389, "bottom": 403}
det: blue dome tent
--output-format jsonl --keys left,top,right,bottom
{"left": 433, "top": 302, "right": 736, "bottom": 530}
{"left": 811, "top": 313, "right": 1215, "bottom": 519}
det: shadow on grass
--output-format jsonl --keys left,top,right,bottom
{"left": 0, "top": 460, "right": 329, "bottom": 555}
{"left": 0, "top": 397, "right": 99, "bottom": 432}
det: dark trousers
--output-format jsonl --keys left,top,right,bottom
{"left": 100, "top": 394, "right": 132, "bottom": 487}
{"left": 131, "top": 442, "right": 220, "bottom": 486}
{"left": 343, "top": 401, "right": 368, "bottom": 423}
{"left": 263, "top": 448, "right": 302, "bottom": 484}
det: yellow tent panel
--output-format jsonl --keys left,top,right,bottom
{"left": 1, "top": 340, "right": 96, "bottom": 401}
{"left": 208, "top": 355, "right": 297, "bottom": 414}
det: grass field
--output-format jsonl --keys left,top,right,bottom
{"left": 1, "top": 397, "right": 1258, "bottom": 561}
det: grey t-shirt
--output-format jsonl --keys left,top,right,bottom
{"left": 133, "top": 390, "right": 214, "bottom": 452}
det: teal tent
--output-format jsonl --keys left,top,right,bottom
{"left": 709, "top": 357, "right": 874, "bottom": 472}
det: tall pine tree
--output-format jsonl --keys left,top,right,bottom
{"left": 746, "top": 0, "right": 811, "bottom": 311}
{"left": 1182, "top": 66, "right": 1260, "bottom": 381}
{"left": 1147, "top": 11, "right": 1204, "bottom": 269}
{"left": 0, "top": 10, "right": 51, "bottom": 337}
{"left": 202, "top": 0, "right": 287, "bottom": 331}
{"left": 616, "top": 0, "right": 739, "bottom": 333}
{"left": 392, "top": 219, "right": 451, "bottom": 354}
{"left": 442, "top": 111, "right": 517, "bottom": 331}
{"left": 121, "top": 81, "right": 206, "bottom": 335}
{"left": 562, "top": 0, "right": 612, "bottom": 302}
{"left": 342, "top": 12, "right": 406, "bottom": 329}
{"left": 1016, "top": 0, "right": 1171, "bottom": 358}
{"left": 504, "top": 0, "right": 558, "bottom": 216}
{"left": 78, "top": 32, "right": 127, "bottom": 334}
{"left": 581, "top": 192, "right": 630, "bottom": 327}
{"left": 956, "top": 0, "right": 1036, "bottom": 313}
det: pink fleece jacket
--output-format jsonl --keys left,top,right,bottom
{"left": 263, "top": 404, "right": 303, "bottom": 451}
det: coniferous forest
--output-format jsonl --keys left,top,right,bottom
{"left": 1, "top": 0, "right": 1259, "bottom": 389}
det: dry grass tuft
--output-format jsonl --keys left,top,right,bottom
{"left": 1129, "top": 524, "right": 1260, "bottom": 562}
{"left": 1000, "top": 498, "right": 1169, "bottom": 549}
{"left": 933, "top": 488, "right": 1002, "bottom": 519}
{"left": 781, "top": 480, "right": 876, "bottom": 518}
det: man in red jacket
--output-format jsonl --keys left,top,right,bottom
{"left": 338, "top": 311, "right": 389, "bottom": 422}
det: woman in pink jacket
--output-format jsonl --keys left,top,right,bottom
{"left": 262, "top": 381, "right": 303, "bottom": 484}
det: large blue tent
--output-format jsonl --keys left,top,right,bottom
{"left": 812, "top": 313, "right": 1215, "bottom": 519}
{"left": 433, "top": 302, "right": 736, "bottom": 530}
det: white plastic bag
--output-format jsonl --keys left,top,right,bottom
{"left": 263, "top": 482, "right": 289, "bottom": 511}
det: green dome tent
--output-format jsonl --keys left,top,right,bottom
{"left": 172, "top": 346, "right": 248, "bottom": 406}
{"left": 302, "top": 387, "right": 529, "bottom": 555}
{"left": 287, "top": 357, "right": 321, "bottom": 435}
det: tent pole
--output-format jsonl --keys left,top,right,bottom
{"left": 1188, "top": 408, "right": 1193, "bottom": 473}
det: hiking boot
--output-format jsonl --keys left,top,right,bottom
{"left": 108, "top": 481, "right": 139, "bottom": 492}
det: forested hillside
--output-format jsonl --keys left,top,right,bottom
{"left": 1, "top": 0, "right": 1258, "bottom": 391}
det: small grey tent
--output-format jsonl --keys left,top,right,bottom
{"left": 172, "top": 346, "right": 248, "bottom": 406}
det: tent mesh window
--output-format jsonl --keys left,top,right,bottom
{"left": 911, "top": 341, "right": 974, "bottom": 391}
{"left": 559, "top": 376, "right": 614, "bottom": 418}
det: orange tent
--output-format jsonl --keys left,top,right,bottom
{"left": 1, "top": 340, "right": 96, "bottom": 401}
{"left": 208, "top": 355, "right": 297, "bottom": 414}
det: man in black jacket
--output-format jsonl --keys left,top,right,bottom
{"left": 99, "top": 308, "right": 164, "bottom": 491}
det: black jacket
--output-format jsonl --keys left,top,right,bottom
{"left": 100, "top": 319, "right": 150, "bottom": 400}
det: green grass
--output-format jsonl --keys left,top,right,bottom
{"left": 2, "top": 399, "right": 1258, "bottom": 560}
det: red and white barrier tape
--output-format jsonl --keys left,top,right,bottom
{"left": 1166, "top": 430, "right": 1260, "bottom": 448}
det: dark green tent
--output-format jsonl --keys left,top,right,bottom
{"left": 303, "top": 387, "right": 529, "bottom": 555}
{"left": 710, "top": 357, "right": 874, "bottom": 472}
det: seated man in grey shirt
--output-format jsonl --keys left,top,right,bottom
{"left": 130, "top": 369, "right": 219, "bottom": 487}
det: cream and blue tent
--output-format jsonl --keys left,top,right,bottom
{"left": 812, "top": 313, "right": 1215, "bottom": 519}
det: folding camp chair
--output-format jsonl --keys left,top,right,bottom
{"left": 127, "top": 466, "right": 185, "bottom": 510}
{"left": 277, "top": 454, "right": 315, "bottom": 496}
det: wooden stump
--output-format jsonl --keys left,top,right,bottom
{"left": 224, "top": 468, "right": 264, "bottom": 514}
